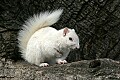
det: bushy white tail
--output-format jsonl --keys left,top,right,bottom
{"left": 18, "top": 9, "right": 63, "bottom": 56}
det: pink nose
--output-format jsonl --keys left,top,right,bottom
{"left": 76, "top": 44, "right": 80, "bottom": 49}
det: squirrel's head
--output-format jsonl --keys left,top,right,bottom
{"left": 60, "top": 27, "right": 80, "bottom": 50}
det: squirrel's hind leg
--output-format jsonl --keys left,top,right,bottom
{"left": 39, "top": 63, "right": 49, "bottom": 67}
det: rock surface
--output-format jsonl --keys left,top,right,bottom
{"left": 0, "top": 58, "right": 120, "bottom": 80}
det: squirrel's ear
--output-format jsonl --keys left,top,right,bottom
{"left": 63, "top": 27, "right": 69, "bottom": 36}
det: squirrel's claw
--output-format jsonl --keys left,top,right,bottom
{"left": 57, "top": 60, "right": 67, "bottom": 64}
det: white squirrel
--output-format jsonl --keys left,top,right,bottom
{"left": 18, "top": 9, "right": 80, "bottom": 67}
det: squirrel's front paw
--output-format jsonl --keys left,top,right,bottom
{"left": 39, "top": 63, "right": 49, "bottom": 67}
{"left": 57, "top": 60, "right": 67, "bottom": 64}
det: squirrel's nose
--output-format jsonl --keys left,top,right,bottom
{"left": 76, "top": 44, "right": 80, "bottom": 49}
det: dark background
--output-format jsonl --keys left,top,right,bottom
{"left": 0, "top": 0, "right": 120, "bottom": 62}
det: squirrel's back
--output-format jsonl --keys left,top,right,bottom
{"left": 18, "top": 9, "right": 63, "bottom": 57}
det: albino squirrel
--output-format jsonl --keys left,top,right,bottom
{"left": 18, "top": 9, "right": 80, "bottom": 67}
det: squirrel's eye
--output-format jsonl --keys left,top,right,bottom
{"left": 69, "top": 37, "right": 73, "bottom": 41}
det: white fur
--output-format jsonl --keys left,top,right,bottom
{"left": 18, "top": 9, "right": 79, "bottom": 67}
{"left": 18, "top": 9, "right": 63, "bottom": 57}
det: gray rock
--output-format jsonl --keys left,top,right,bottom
{"left": 0, "top": 58, "right": 120, "bottom": 80}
